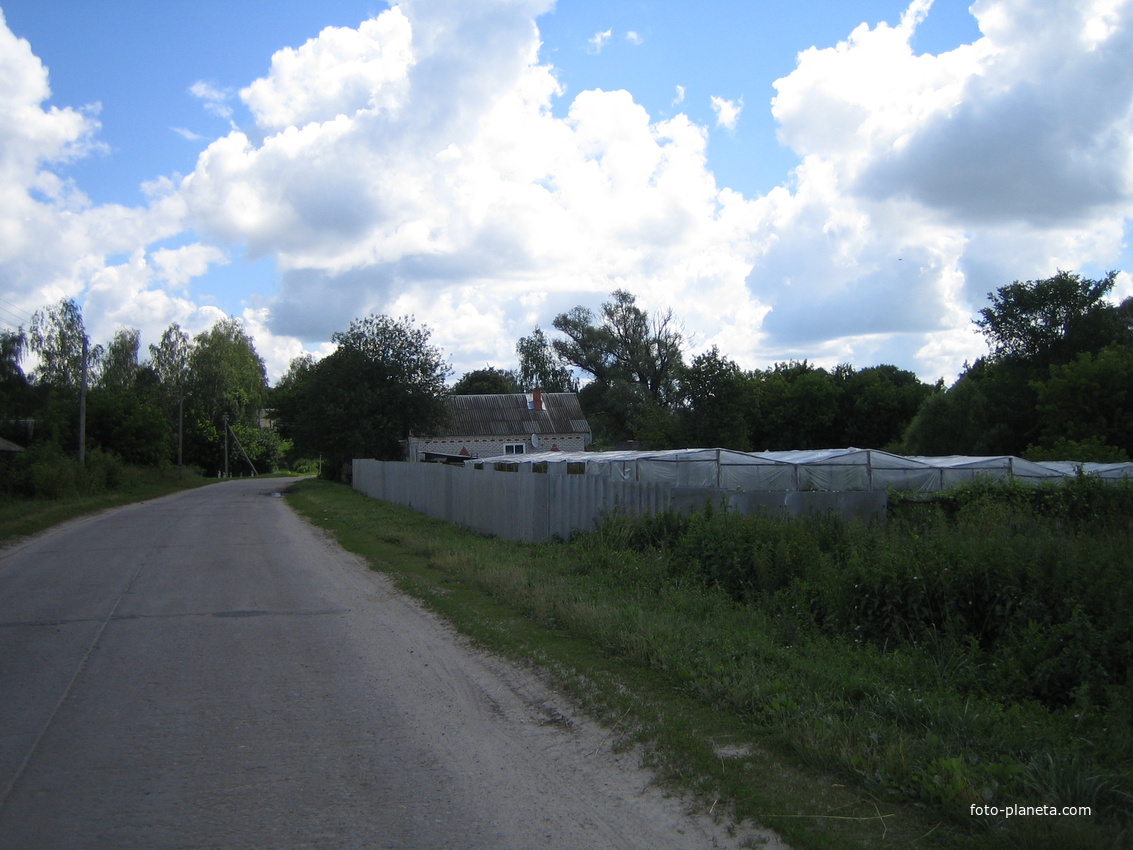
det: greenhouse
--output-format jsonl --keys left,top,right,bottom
{"left": 465, "top": 447, "right": 1133, "bottom": 495}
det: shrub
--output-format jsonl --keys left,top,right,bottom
{"left": 595, "top": 480, "right": 1133, "bottom": 713}
{"left": 10, "top": 442, "right": 80, "bottom": 499}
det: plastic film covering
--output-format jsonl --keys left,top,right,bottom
{"left": 466, "top": 448, "right": 1133, "bottom": 494}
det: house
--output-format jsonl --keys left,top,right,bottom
{"left": 406, "top": 388, "right": 591, "bottom": 462}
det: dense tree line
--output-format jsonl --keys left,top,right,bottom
{"left": 903, "top": 271, "right": 1133, "bottom": 461}
{"left": 1, "top": 299, "right": 278, "bottom": 482}
{"left": 5, "top": 268, "right": 1129, "bottom": 490}
{"left": 494, "top": 275, "right": 1133, "bottom": 460}
{"left": 505, "top": 289, "right": 935, "bottom": 452}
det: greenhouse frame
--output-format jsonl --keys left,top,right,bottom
{"left": 464, "top": 447, "right": 1133, "bottom": 495}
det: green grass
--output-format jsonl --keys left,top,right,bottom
{"left": 0, "top": 467, "right": 216, "bottom": 544}
{"left": 285, "top": 478, "right": 1133, "bottom": 850}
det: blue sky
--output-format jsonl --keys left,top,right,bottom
{"left": 1, "top": 0, "right": 1130, "bottom": 384}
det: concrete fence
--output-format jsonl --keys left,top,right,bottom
{"left": 353, "top": 459, "right": 888, "bottom": 543}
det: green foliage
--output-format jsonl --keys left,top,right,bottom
{"left": 516, "top": 327, "right": 578, "bottom": 393}
{"left": 607, "top": 478, "right": 1133, "bottom": 718}
{"left": 176, "top": 318, "right": 269, "bottom": 474}
{"left": 450, "top": 366, "right": 521, "bottom": 395}
{"left": 909, "top": 271, "right": 1133, "bottom": 458}
{"left": 85, "top": 387, "right": 172, "bottom": 466}
{"left": 1025, "top": 436, "right": 1130, "bottom": 463}
{"left": 98, "top": 327, "right": 142, "bottom": 391}
{"left": 571, "top": 485, "right": 1133, "bottom": 839}
{"left": 6, "top": 441, "right": 80, "bottom": 498}
{"left": 1032, "top": 344, "right": 1133, "bottom": 457}
{"left": 837, "top": 364, "right": 935, "bottom": 450}
{"left": 903, "top": 358, "right": 1036, "bottom": 456}
{"left": 678, "top": 348, "right": 754, "bottom": 450}
{"left": 976, "top": 270, "right": 1128, "bottom": 366}
{"left": 550, "top": 290, "right": 685, "bottom": 444}
{"left": 749, "top": 361, "right": 841, "bottom": 450}
{"left": 28, "top": 298, "right": 102, "bottom": 390}
{"left": 273, "top": 314, "right": 451, "bottom": 474}
{"left": 0, "top": 327, "right": 28, "bottom": 393}
{"left": 0, "top": 328, "right": 33, "bottom": 429}
{"left": 3, "top": 442, "right": 130, "bottom": 498}
{"left": 148, "top": 322, "right": 192, "bottom": 406}
{"left": 187, "top": 317, "right": 268, "bottom": 426}
{"left": 230, "top": 420, "right": 284, "bottom": 472}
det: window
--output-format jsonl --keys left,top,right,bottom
{"left": 504, "top": 443, "right": 525, "bottom": 455}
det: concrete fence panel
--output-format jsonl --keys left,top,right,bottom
{"left": 352, "top": 459, "right": 887, "bottom": 542}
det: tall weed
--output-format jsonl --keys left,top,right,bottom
{"left": 576, "top": 479, "right": 1132, "bottom": 834}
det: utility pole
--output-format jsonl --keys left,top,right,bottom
{"left": 78, "top": 336, "right": 88, "bottom": 467}
{"left": 177, "top": 394, "right": 184, "bottom": 476}
{"left": 223, "top": 412, "right": 229, "bottom": 478}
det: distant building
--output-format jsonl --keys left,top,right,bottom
{"left": 406, "top": 389, "right": 591, "bottom": 463}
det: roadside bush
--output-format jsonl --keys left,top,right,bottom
{"left": 593, "top": 479, "right": 1133, "bottom": 719}
{"left": 2, "top": 441, "right": 146, "bottom": 500}
{"left": 79, "top": 448, "right": 125, "bottom": 495}
{"left": 573, "top": 491, "right": 1133, "bottom": 837}
{"left": 6, "top": 442, "right": 79, "bottom": 499}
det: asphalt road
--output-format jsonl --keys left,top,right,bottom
{"left": 0, "top": 479, "right": 773, "bottom": 850}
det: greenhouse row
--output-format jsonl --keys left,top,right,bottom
{"left": 464, "top": 447, "right": 1133, "bottom": 494}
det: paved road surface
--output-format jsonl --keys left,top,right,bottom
{"left": 0, "top": 479, "right": 776, "bottom": 849}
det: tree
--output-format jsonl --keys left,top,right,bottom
{"left": 516, "top": 328, "right": 577, "bottom": 393}
{"left": 149, "top": 323, "right": 193, "bottom": 400}
{"left": 552, "top": 290, "right": 684, "bottom": 405}
{"left": 901, "top": 360, "right": 1024, "bottom": 456}
{"left": 0, "top": 328, "right": 25, "bottom": 387}
{"left": 28, "top": 298, "right": 102, "bottom": 390}
{"left": 187, "top": 318, "right": 268, "bottom": 427}
{"left": 98, "top": 328, "right": 142, "bottom": 391}
{"left": 0, "top": 328, "right": 33, "bottom": 444}
{"left": 975, "top": 270, "right": 1128, "bottom": 367}
{"left": 748, "top": 362, "right": 841, "bottom": 451}
{"left": 678, "top": 348, "right": 754, "bottom": 450}
{"left": 85, "top": 388, "right": 171, "bottom": 466}
{"left": 274, "top": 315, "right": 451, "bottom": 475}
{"left": 548, "top": 290, "right": 685, "bottom": 445}
{"left": 903, "top": 270, "right": 1131, "bottom": 458}
{"left": 836, "top": 364, "right": 935, "bottom": 450}
{"left": 148, "top": 323, "right": 194, "bottom": 468}
{"left": 451, "top": 367, "right": 521, "bottom": 395}
{"left": 181, "top": 318, "right": 268, "bottom": 473}
{"left": 1031, "top": 344, "right": 1133, "bottom": 458}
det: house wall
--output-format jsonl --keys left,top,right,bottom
{"left": 408, "top": 432, "right": 588, "bottom": 461}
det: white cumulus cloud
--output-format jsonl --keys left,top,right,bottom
{"left": 754, "top": 0, "right": 1133, "bottom": 374}
{"left": 4, "top": 0, "right": 1133, "bottom": 387}
{"left": 710, "top": 95, "right": 743, "bottom": 130}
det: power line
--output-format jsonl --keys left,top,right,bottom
{"left": 0, "top": 297, "right": 34, "bottom": 324}
{"left": 0, "top": 310, "right": 28, "bottom": 332}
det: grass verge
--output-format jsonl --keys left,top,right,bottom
{"left": 285, "top": 477, "right": 1072, "bottom": 850}
{"left": 0, "top": 468, "right": 216, "bottom": 544}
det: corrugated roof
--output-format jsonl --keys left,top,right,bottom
{"left": 439, "top": 393, "right": 590, "bottom": 437}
